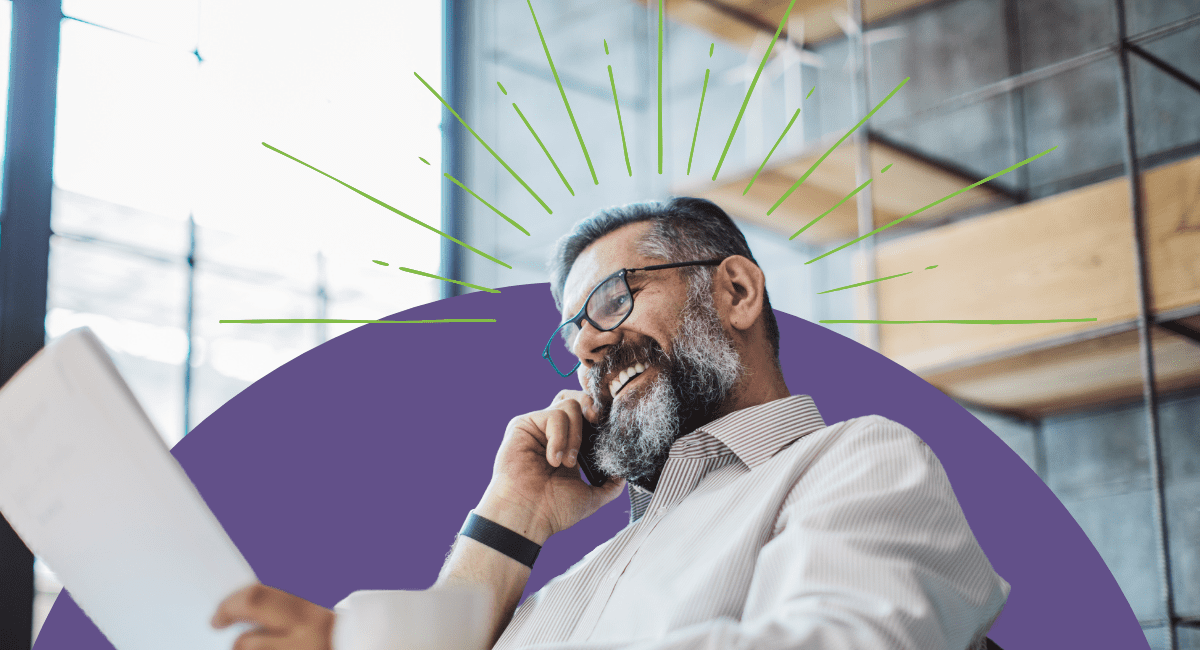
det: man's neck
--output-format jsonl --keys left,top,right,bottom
{"left": 715, "top": 366, "right": 791, "bottom": 420}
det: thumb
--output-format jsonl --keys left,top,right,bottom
{"left": 591, "top": 477, "right": 627, "bottom": 509}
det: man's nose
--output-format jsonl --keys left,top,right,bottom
{"left": 572, "top": 320, "right": 619, "bottom": 365}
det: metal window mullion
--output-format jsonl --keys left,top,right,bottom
{"left": 0, "top": 1, "right": 63, "bottom": 647}
{"left": 1114, "top": 1, "right": 1177, "bottom": 648}
{"left": 184, "top": 214, "right": 196, "bottom": 435}
{"left": 1001, "top": 0, "right": 1030, "bottom": 200}
{"left": 439, "top": 0, "right": 469, "bottom": 298}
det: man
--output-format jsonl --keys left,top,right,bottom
{"left": 213, "top": 197, "right": 1009, "bottom": 649}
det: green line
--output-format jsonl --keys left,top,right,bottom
{"left": 817, "top": 271, "right": 911, "bottom": 294}
{"left": 413, "top": 71, "right": 552, "bottom": 215}
{"left": 608, "top": 65, "right": 632, "bottom": 177}
{"left": 261, "top": 142, "right": 512, "bottom": 269}
{"left": 818, "top": 319, "right": 1098, "bottom": 324}
{"left": 881, "top": 163, "right": 892, "bottom": 173}
{"left": 711, "top": 0, "right": 800, "bottom": 181}
{"left": 789, "top": 178, "right": 872, "bottom": 240}
{"left": 372, "top": 260, "right": 388, "bottom": 266}
{"left": 398, "top": 267, "right": 501, "bottom": 293}
{"left": 419, "top": 157, "right": 430, "bottom": 165}
{"left": 806, "top": 146, "right": 1057, "bottom": 264}
{"left": 925, "top": 265, "right": 938, "bottom": 269}
{"left": 807, "top": 86, "right": 815, "bottom": 99}
{"left": 658, "top": 0, "right": 663, "bottom": 174}
{"left": 768, "top": 77, "right": 909, "bottom": 215}
{"left": 527, "top": 0, "right": 598, "bottom": 185}
{"left": 512, "top": 103, "right": 575, "bottom": 196}
{"left": 744, "top": 108, "right": 801, "bottom": 194}
{"left": 709, "top": 42, "right": 714, "bottom": 57}
{"left": 604, "top": 39, "right": 609, "bottom": 55}
{"left": 220, "top": 319, "right": 497, "bottom": 324}
{"left": 686, "top": 68, "right": 711, "bottom": 176}
{"left": 444, "top": 172, "right": 531, "bottom": 236}
{"left": 497, "top": 81, "right": 507, "bottom": 95}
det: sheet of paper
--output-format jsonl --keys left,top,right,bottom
{"left": 0, "top": 328, "right": 258, "bottom": 650}
{"left": 333, "top": 587, "right": 489, "bottom": 650}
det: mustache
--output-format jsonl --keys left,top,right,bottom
{"left": 585, "top": 338, "right": 669, "bottom": 405}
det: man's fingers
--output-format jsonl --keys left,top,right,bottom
{"left": 213, "top": 584, "right": 305, "bottom": 632}
{"left": 542, "top": 408, "right": 575, "bottom": 468}
{"left": 590, "top": 477, "right": 627, "bottom": 510}
{"left": 556, "top": 400, "right": 584, "bottom": 468}
{"left": 231, "top": 629, "right": 282, "bottom": 650}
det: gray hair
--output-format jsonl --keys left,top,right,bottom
{"left": 548, "top": 197, "right": 781, "bottom": 360}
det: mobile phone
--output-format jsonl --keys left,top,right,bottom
{"left": 577, "top": 418, "right": 609, "bottom": 487}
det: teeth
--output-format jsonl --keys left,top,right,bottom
{"left": 609, "top": 363, "right": 649, "bottom": 397}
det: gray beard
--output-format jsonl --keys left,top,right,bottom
{"left": 585, "top": 291, "right": 743, "bottom": 485}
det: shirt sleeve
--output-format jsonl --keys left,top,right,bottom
{"left": 505, "top": 415, "right": 1010, "bottom": 650}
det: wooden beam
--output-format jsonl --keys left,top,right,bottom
{"left": 868, "top": 155, "right": 1200, "bottom": 417}
{"left": 676, "top": 135, "right": 1001, "bottom": 243}
{"left": 923, "top": 327, "right": 1200, "bottom": 418}
{"left": 641, "top": 0, "right": 941, "bottom": 49}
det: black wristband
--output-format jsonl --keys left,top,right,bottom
{"left": 459, "top": 512, "right": 542, "bottom": 568}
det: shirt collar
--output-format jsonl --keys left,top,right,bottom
{"left": 668, "top": 394, "right": 827, "bottom": 470}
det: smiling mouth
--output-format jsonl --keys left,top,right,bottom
{"left": 609, "top": 362, "right": 648, "bottom": 398}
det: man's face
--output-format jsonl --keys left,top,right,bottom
{"left": 559, "top": 223, "right": 742, "bottom": 484}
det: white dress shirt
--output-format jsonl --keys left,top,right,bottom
{"left": 491, "top": 394, "right": 1010, "bottom": 650}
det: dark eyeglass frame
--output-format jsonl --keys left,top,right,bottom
{"left": 543, "top": 258, "right": 726, "bottom": 377}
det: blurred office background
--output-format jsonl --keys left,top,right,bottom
{"left": 0, "top": 0, "right": 1197, "bottom": 648}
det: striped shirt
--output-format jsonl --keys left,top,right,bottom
{"left": 492, "top": 394, "right": 1010, "bottom": 650}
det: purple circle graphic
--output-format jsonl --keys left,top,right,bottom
{"left": 35, "top": 284, "right": 1146, "bottom": 649}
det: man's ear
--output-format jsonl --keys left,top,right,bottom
{"left": 713, "top": 256, "right": 766, "bottom": 333}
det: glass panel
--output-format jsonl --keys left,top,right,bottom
{"left": 1044, "top": 404, "right": 1151, "bottom": 499}
{"left": 190, "top": 226, "right": 319, "bottom": 429}
{"left": 876, "top": 92, "right": 1021, "bottom": 194}
{"left": 1179, "top": 625, "right": 1200, "bottom": 650}
{"left": 867, "top": 0, "right": 1008, "bottom": 117}
{"left": 62, "top": 0, "right": 200, "bottom": 51}
{"left": 192, "top": 0, "right": 442, "bottom": 268}
{"left": 1021, "top": 58, "right": 1125, "bottom": 197}
{"left": 54, "top": 19, "right": 199, "bottom": 220}
{"left": 51, "top": 185, "right": 189, "bottom": 258}
{"left": 45, "top": 235, "right": 188, "bottom": 444}
{"left": 322, "top": 250, "right": 437, "bottom": 341}
{"left": 1143, "top": 624, "right": 1168, "bottom": 650}
{"left": 1018, "top": 0, "right": 1116, "bottom": 71}
{"left": 1132, "top": 27, "right": 1200, "bottom": 165}
{"left": 1125, "top": 0, "right": 1200, "bottom": 36}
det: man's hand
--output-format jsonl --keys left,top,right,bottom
{"left": 475, "top": 390, "right": 626, "bottom": 545}
{"left": 212, "top": 583, "right": 334, "bottom": 650}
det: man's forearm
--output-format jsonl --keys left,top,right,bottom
{"left": 435, "top": 491, "right": 553, "bottom": 648}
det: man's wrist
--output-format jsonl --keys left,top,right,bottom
{"left": 474, "top": 488, "right": 554, "bottom": 546}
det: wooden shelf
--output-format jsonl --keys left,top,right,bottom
{"left": 642, "top": 0, "right": 940, "bottom": 49}
{"left": 866, "top": 155, "right": 1200, "bottom": 418}
{"left": 675, "top": 134, "right": 1004, "bottom": 244}
{"left": 925, "top": 326, "right": 1200, "bottom": 418}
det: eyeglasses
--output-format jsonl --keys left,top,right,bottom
{"left": 543, "top": 259, "right": 726, "bottom": 377}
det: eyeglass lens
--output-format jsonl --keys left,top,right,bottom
{"left": 550, "top": 274, "right": 632, "bottom": 372}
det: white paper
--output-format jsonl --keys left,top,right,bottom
{"left": 333, "top": 587, "right": 489, "bottom": 650}
{"left": 0, "top": 327, "right": 258, "bottom": 650}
